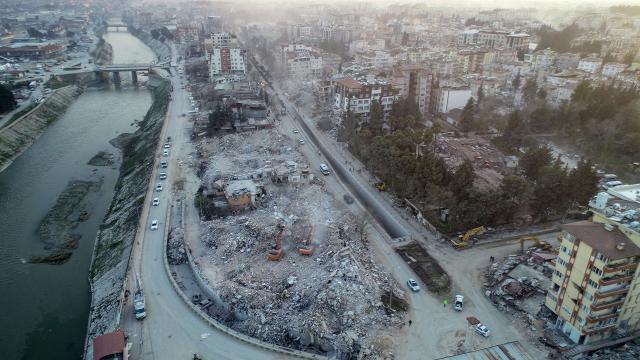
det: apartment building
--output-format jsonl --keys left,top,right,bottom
{"left": 333, "top": 77, "right": 399, "bottom": 117}
{"left": 601, "top": 63, "right": 628, "bottom": 78}
{"left": 545, "top": 220, "right": 640, "bottom": 345}
{"left": 433, "top": 84, "right": 472, "bottom": 114}
{"left": 208, "top": 32, "right": 246, "bottom": 81}
{"left": 458, "top": 29, "right": 530, "bottom": 51}
{"left": 398, "top": 65, "right": 434, "bottom": 116}
{"left": 280, "top": 44, "right": 323, "bottom": 78}
{"left": 578, "top": 57, "right": 603, "bottom": 74}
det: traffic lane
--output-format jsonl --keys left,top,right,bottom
{"left": 283, "top": 102, "right": 408, "bottom": 240}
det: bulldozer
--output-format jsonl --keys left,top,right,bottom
{"left": 450, "top": 226, "right": 486, "bottom": 249}
{"left": 374, "top": 182, "right": 386, "bottom": 192}
{"left": 267, "top": 224, "right": 286, "bottom": 261}
{"left": 519, "top": 236, "right": 552, "bottom": 253}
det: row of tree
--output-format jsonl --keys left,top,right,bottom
{"left": 0, "top": 84, "right": 17, "bottom": 113}
{"left": 336, "top": 99, "right": 599, "bottom": 232}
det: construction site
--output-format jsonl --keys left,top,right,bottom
{"left": 186, "top": 128, "right": 407, "bottom": 358}
{"left": 434, "top": 133, "right": 512, "bottom": 189}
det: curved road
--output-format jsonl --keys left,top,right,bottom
{"left": 123, "top": 46, "right": 289, "bottom": 360}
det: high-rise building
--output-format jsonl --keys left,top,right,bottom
{"left": 545, "top": 219, "right": 640, "bottom": 345}
{"left": 399, "top": 65, "right": 434, "bottom": 117}
{"left": 208, "top": 32, "right": 246, "bottom": 81}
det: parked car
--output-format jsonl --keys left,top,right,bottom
{"left": 155, "top": 183, "right": 163, "bottom": 191}
{"left": 159, "top": 172, "right": 167, "bottom": 180}
{"left": 454, "top": 295, "right": 464, "bottom": 311}
{"left": 152, "top": 197, "right": 160, "bottom": 206}
{"left": 475, "top": 323, "right": 491, "bottom": 337}
{"left": 163, "top": 143, "right": 171, "bottom": 149}
{"left": 150, "top": 220, "right": 159, "bottom": 230}
{"left": 407, "top": 278, "right": 420, "bottom": 292}
{"left": 298, "top": 139, "right": 305, "bottom": 145}
{"left": 163, "top": 149, "right": 169, "bottom": 157}
{"left": 160, "top": 161, "right": 168, "bottom": 168}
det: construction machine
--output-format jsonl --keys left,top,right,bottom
{"left": 297, "top": 224, "right": 315, "bottom": 256}
{"left": 267, "top": 224, "right": 286, "bottom": 261}
{"left": 374, "top": 182, "right": 386, "bottom": 192}
{"left": 450, "top": 226, "right": 486, "bottom": 249}
{"left": 519, "top": 236, "right": 552, "bottom": 253}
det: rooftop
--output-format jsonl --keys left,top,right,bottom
{"left": 436, "top": 341, "right": 533, "bottom": 360}
{"left": 562, "top": 221, "right": 640, "bottom": 260}
{"left": 92, "top": 331, "right": 125, "bottom": 360}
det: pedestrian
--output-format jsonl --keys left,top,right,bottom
{"left": 443, "top": 299, "right": 448, "bottom": 308}
{"left": 408, "top": 320, "right": 412, "bottom": 326}
{"left": 490, "top": 256, "right": 495, "bottom": 263}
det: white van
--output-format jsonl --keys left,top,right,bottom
{"left": 188, "top": 109, "right": 197, "bottom": 114}
{"left": 319, "top": 163, "right": 330, "bottom": 175}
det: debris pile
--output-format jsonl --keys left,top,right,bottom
{"left": 435, "top": 135, "right": 506, "bottom": 189}
{"left": 167, "top": 228, "right": 187, "bottom": 265}
{"left": 193, "top": 129, "right": 405, "bottom": 358}
{"left": 573, "top": 340, "right": 640, "bottom": 360}
{"left": 484, "top": 249, "right": 557, "bottom": 343}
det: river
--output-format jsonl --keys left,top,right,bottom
{"left": 0, "top": 31, "right": 156, "bottom": 359}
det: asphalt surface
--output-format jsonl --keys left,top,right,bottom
{"left": 123, "top": 46, "right": 287, "bottom": 360}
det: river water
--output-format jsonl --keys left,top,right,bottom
{"left": 0, "top": 31, "right": 155, "bottom": 359}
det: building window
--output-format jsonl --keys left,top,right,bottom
{"left": 558, "top": 258, "right": 567, "bottom": 267}
{"left": 592, "top": 266, "right": 603, "bottom": 276}
{"left": 597, "top": 253, "right": 609, "bottom": 263}
{"left": 588, "top": 279, "right": 599, "bottom": 289}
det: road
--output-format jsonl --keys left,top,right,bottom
{"left": 122, "top": 45, "right": 288, "bottom": 360}
{"left": 265, "top": 78, "right": 545, "bottom": 359}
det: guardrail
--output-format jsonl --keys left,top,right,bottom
{"left": 161, "top": 205, "right": 327, "bottom": 359}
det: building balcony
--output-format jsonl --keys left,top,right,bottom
{"left": 590, "top": 298, "right": 626, "bottom": 312}
{"left": 586, "top": 311, "right": 619, "bottom": 323}
{"left": 598, "top": 274, "right": 634, "bottom": 287}
{"left": 594, "top": 285, "right": 630, "bottom": 299}
{"left": 584, "top": 324, "right": 617, "bottom": 335}
{"left": 603, "top": 260, "right": 638, "bottom": 274}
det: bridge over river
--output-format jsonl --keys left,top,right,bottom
{"left": 55, "top": 62, "right": 172, "bottom": 84}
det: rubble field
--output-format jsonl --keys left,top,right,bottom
{"left": 395, "top": 242, "right": 450, "bottom": 294}
{"left": 435, "top": 135, "right": 506, "bottom": 189}
{"left": 192, "top": 129, "right": 406, "bottom": 358}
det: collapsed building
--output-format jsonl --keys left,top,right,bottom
{"left": 191, "top": 129, "right": 406, "bottom": 358}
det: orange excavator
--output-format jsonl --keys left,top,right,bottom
{"left": 267, "top": 223, "right": 286, "bottom": 261}
{"left": 298, "top": 224, "right": 314, "bottom": 256}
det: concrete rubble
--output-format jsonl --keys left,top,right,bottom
{"left": 191, "top": 129, "right": 405, "bottom": 358}
{"left": 571, "top": 340, "right": 640, "bottom": 360}
{"left": 484, "top": 248, "right": 557, "bottom": 346}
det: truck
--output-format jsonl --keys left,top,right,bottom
{"left": 134, "top": 290, "right": 146, "bottom": 320}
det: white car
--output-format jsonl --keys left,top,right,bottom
{"left": 150, "top": 220, "right": 159, "bottom": 230}
{"left": 155, "top": 183, "right": 163, "bottom": 191}
{"left": 293, "top": 129, "right": 299, "bottom": 134}
{"left": 454, "top": 295, "right": 464, "bottom": 311}
{"left": 298, "top": 139, "right": 305, "bottom": 145}
{"left": 163, "top": 143, "right": 171, "bottom": 149}
{"left": 475, "top": 323, "right": 491, "bottom": 337}
{"left": 407, "top": 278, "right": 420, "bottom": 292}
{"left": 152, "top": 197, "right": 160, "bottom": 206}
{"left": 159, "top": 172, "right": 167, "bottom": 180}
{"left": 163, "top": 149, "right": 169, "bottom": 157}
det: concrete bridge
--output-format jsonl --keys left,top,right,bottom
{"left": 56, "top": 62, "right": 171, "bottom": 84}
{"left": 106, "top": 22, "right": 128, "bottom": 32}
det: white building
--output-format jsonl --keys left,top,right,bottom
{"left": 577, "top": 57, "right": 603, "bottom": 74}
{"left": 435, "top": 85, "right": 472, "bottom": 114}
{"left": 333, "top": 77, "right": 399, "bottom": 117}
{"left": 209, "top": 47, "right": 246, "bottom": 79}
{"left": 601, "top": 63, "right": 628, "bottom": 78}
{"left": 280, "top": 44, "right": 323, "bottom": 78}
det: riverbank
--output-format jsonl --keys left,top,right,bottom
{"left": 84, "top": 75, "right": 170, "bottom": 359}
{"left": 0, "top": 85, "right": 83, "bottom": 173}
{"left": 127, "top": 26, "right": 171, "bottom": 62}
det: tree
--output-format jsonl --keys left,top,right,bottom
{"left": 522, "top": 79, "right": 538, "bottom": 105}
{"left": 150, "top": 29, "right": 160, "bottom": 39}
{"left": 459, "top": 98, "right": 475, "bottom": 132}
{"left": 519, "top": 146, "right": 553, "bottom": 181}
{"left": 571, "top": 80, "right": 592, "bottom": 104}
{"left": 497, "top": 175, "right": 532, "bottom": 222}
{"left": 623, "top": 51, "right": 636, "bottom": 65}
{"left": 536, "top": 88, "right": 547, "bottom": 100}
{"left": 337, "top": 110, "right": 358, "bottom": 143}
{"left": 531, "top": 161, "right": 570, "bottom": 219}
{"left": 512, "top": 71, "right": 521, "bottom": 89}
{"left": 477, "top": 84, "right": 485, "bottom": 104}
{"left": 501, "top": 110, "right": 526, "bottom": 149}
{"left": 368, "top": 100, "right": 384, "bottom": 136}
{"left": 567, "top": 160, "right": 599, "bottom": 206}
{"left": 0, "top": 84, "right": 17, "bottom": 113}
{"left": 450, "top": 159, "right": 475, "bottom": 200}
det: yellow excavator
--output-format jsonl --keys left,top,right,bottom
{"left": 450, "top": 226, "right": 486, "bottom": 249}
{"left": 519, "top": 236, "right": 552, "bottom": 253}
